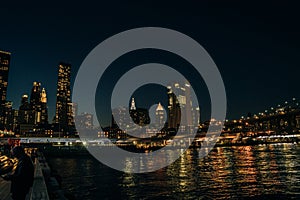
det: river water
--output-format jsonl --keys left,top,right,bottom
{"left": 47, "top": 143, "right": 300, "bottom": 199}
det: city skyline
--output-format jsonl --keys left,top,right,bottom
{"left": 2, "top": 49, "right": 298, "bottom": 123}
{"left": 1, "top": 1, "right": 300, "bottom": 199}
{"left": 1, "top": 51, "right": 298, "bottom": 127}
{"left": 1, "top": 1, "right": 300, "bottom": 122}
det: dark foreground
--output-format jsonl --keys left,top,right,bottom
{"left": 47, "top": 143, "right": 300, "bottom": 199}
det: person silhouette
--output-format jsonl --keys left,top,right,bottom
{"left": 2, "top": 146, "right": 34, "bottom": 200}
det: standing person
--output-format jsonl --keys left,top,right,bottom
{"left": 2, "top": 146, "right": 34, "bottom": 200}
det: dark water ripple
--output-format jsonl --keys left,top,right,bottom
{"left": 48, "top": 143, "right": 300, "bottom": 199}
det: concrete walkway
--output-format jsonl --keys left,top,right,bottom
{"left": 0, "top": 157, "right": 49, "bottom": 200}
{"left": 0, "top": 178, "right": 12, "bottom": 200}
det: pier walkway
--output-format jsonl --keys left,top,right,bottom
{"left": 0, "top": 156, "right": 49, "bottom": 200}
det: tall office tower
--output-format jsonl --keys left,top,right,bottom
{"left": 53, "top": 62, "right": 75, "bottom": 134}
{"left": 71, "top": 102, "right": 78, "bottom": 118}
{"left": 30, "top": 82, "right": 41, "bottom": 108}
{"left": 29, "top": 82, "right": 48, "bottom": 125}
{"left": 2, "top": 101, "right": 13, "bottom": 130}
{"left": 129, "top": 98, "right": 150, "bottom": 126}
{"left": 18, "top": 94, "right": 31, "bottom": 124}
{"left": 0, "top": 50, "right": 11, "bottom": 129}
{"left": 29, "top": 81, "right": 41, "bottom": 124}
{"left": 12, "top": 109, "right": 19, "bottom": 131}
{"left": 112, "top": 106, "right": 131, "bottom": 130}
{"left": 167, "top": 87, "right": 181, "bottom": 130}
{"left": 40, "top": 88, "right": 48, "bottom": 124}
{"left": 0, "top": 50, "right": 10, "bottom": 105}
{"left": 192, "top": 106, "right": 200, "bottom": 126}
{"left": 75, "top": 112, "right": 94, "bottom": 129}
{"left": 167, "top": 81, "right": 194, "bottom": 132}
{"left": 155, "top": 102, "right": 165, "bottom": 128}
{"left": 130, "top": 97, "right": 136, "bottom": 110}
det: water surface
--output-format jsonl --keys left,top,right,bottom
{"left": 48, "top": 143, "right": 300, "bottom": 199}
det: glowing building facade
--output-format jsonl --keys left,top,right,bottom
{"left": 0, "top": 51, "right": 11, "bottom": 129}
{"left": 29, "top": 82, "right": 48, "bottom": 125}
{"left": 167, "top": 81, "right": 199, "bottom": 133}
{"left": 155, "top": 102, "right": 165, "bottom": 128}
{"left": 53, "top": 62, "right": 75, "bottom": 134}
{"left": 0, "top": 51, "right": 10, "bottom": 104}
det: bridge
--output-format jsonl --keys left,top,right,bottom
{"left": 225, "top": 98, "right": 300, "bottom": 132}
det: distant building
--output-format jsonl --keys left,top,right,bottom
{"left": 129, "top": 98, "right": 150, "bottom": 126}
{"left": 75, "top": 112, "right": 93, "bottom": 129}
{"left": 191, "top": 106, "right": 200, "bottom": 126}
{"left": 15, "top": 82, "right": 49, "bottom": 135}
{"left": 2, "top": 101, "right": 14, "bottom": 131}
{"left": 40, "top": 88, "right": 48, "bottom": 124}
{"left": 130, "top": 97, "right": 136, "bottom": 110}
{"left": 112, "top": 106, "right": 133, "bottom": 131}
{"left": 71, "top": 102, "right": 78, "bottom": 118}
{"left": 167, "top": 81, "right": 199, "bottom": 133}
{"left": 18, "top": 94, "right": 31, "bottom": 124}
{"left": 17, "top": 94, "right": 33, "bottom": 134}
{"left": 12, "top": 109, "right": 18, "bottom": 131}
{"left": 110, "top": 98, "right": 151, "bottom": 138}
{"left": 296, "top": 115, "right": 300, "bottom": 129}
{"left": 29, "top": 82, "right": 48, "bottom": 125}
{"left": 0, "top": 50, "right": 11, "bottom": 130}
{"left": 53, "top": 62, "right": 75, "bottom": 135}
{"left": 0, "top": 50, "right": 10, "bottom": 105}
{"left": 155, "top": 102, "right": 165, "bottom": 128}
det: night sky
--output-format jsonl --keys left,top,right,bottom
{"left": 1, "top": 0, "right": 299, "bottom": 123}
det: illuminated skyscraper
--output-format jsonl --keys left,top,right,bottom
{"left": 71, "top": 102, "right": 78, "bottom": 118}
{"left": 75, "top": 112, "right": 94, "bottom": 129}
{"left": 29, "top": 82, "right": 41, "bottom": 124}
{"left": 155, "top": 102, "right": 165, "bottom": 128}
{"left": 129, "top": 98, "right": 150, "bottom": 126}
{"left": 18, "top": 94, "right": 31, "bottom": 124}
{"left": 167, "top": 81, "right": 195, "bottom": 133}
{"left": 167, "top": 86, "right": 181, "bottom": 130}
{"left": 40, "top": 88, "right": 48, "bottom": 124}
{"left": 30, "top": 82, "right": 41, "bottom": 107}
{"left": 2, "top": 101, "right": 13, "bottom": 130}
{"left": 0, "top": 50, "right": 11, "bottom": 129}
{"left": 53, "top": 62, "right": 75, "bottom": 134}
{"left": 0, "top": 50, "right": 10, "bottom": 104}
{"left": 130, "top": 97, "right": 136, "bottom": 110}
{"left": 112, "top": 106, "right": 131, "bottom": 130}
{"left": 29, "top": 82, "right": 48, "bottom": 125}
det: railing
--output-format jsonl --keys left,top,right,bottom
{"left": 29, "top": 159, "right": 49, "bottom": 200}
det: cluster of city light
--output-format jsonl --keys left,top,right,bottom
{"left": 238, "top": 97, "right": 300, "bottom": 120}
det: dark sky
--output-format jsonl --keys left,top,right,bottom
{"left": 1, "top": 0, "right": 299, "bottom": 123}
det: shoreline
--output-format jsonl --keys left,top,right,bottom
{"left": 40, "top": 140, "right": 300, "bottom": 157}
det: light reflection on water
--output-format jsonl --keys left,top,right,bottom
{"left": 48, "top": 143, "right": 300, "bottom": 199}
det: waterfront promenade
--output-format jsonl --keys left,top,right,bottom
{"left": 0, "top": 153, "right": 50, "bottom": 200}
{"left": 0, "top": 178, "right": 11, "bottom": 200}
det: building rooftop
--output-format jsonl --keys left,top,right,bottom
{"left": 156, "top": 102, "right": 164, "bottom": 111}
